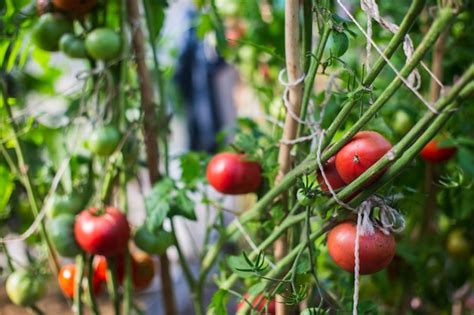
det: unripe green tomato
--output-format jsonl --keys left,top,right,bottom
{"left": 296, "top": 188, "right": 313, "bottom": 207}
{"left": 6, "top": 270, "right": 47, "bottom": 306}
{"left": 85, "top": 28, "right": 122, "bottom": 61}
{"left": 32, "top": 13, "right": 73, "bottom": 51}
{"left": 392, "top": 110, "right": 413, "bottom": 135}
{"left": 447, "top": 229, "right": 471, "bottom": 259}
{"left": 88, "top": 126, "right": 121, "bottom": 156}
{"left": 48, "top": 214, "right": 82, "bottom": 257}
{"left": 59, "top": 33, "right": 87, "bottom": 58}
{"left": 46, "top": 194, "right": 83, "bottom": 218}
{"left": 134, "top": 225, "right": 174, "bottom": 255}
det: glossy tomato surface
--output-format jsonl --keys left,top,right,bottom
{"left": 74, "top": 206, "right": 130, "bottom": 256}
{"left": 52, "top": 0, "right": 97, "bottom": 14}
{"left": 335, "top": 131, "right": 392, "bottom": 184}
{"left": 206, "top": 152, "right": 262, "bottom": 195}
{"left": 327, "top": 221, "right": 396, "bottom": 274}
{"left": 237, "top": 293, "right": 275, "bottom": 314}
{"left": 58, "top": 264, "right": 103, "bottom": 298}
{"left": 85, "top": 28, "right": 122, "bottom": 61}
{"left": 420, "top": 139, "right": 457, "bottom": 163}
{"left": 31, "top": 13, "right": 73, "bottom": 51}
{"left": 317, "top": 155, "right": 346, "bottom": 192}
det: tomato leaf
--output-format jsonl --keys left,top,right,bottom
{"left": 169, "top": 189, "right": 197, "bottom": 221}
{"left": 330, "top": 32, "right": 349, "bottom": 57}
{"left": 0, "top": 165, "right": 14, "bottom": 219}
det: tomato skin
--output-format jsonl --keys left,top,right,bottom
{"left": 74, "top": 207, "right": 130, "bottom": 256}
{"left": 446, "top": 229, "right": 471, "bottom": 258}
{"left": 420, "top": 139, "right": 457, "bottom": 163}
{"left": 317, "top": 155, "right": 346, "bottom": 192}
{"left": 392, "top": 110, "right": 413, "bottom": 135}
{"left": 335, "top": 131, "right": 392, "bottom": 184}
{"left": 59, "top": 34, "right": 87, "bottom": 59}
{"left": 32, "top": 13, "right": 73, "bottom": 51}
{"left": 206, "top": 153, "right": 262, "bottom": 195}
{"left": 58, "top": 264, "right": 103, "bottom": 298}
{"left": 134, "top": 225, "right": 174, "bottom": 255}
{"left": 52, "top": 0, "right": 97, "bottom": 15}
{"left": 88, "top": 126, "right": 121, "bottom": 156}
{"left": 237, "top": 293, "right": 275, "bottom": 314}
{"left": 37, "top": 0, "right": 54, "bottom": 15}
{"left": 6, "top": 270, "right": 47, "bottom": 306}
{"left": 85, "top": 28, "right": 122, "bottom": 61}
{"left": 327, "top": 221, "right": 396, "bottom": 274}
{"left": 95, "top": 252, "right": 155, "bottom": 290}
{"left": 48, "top": 214, "right": 82, "bottom": 257}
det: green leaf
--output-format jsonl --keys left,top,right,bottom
{"left": 208, "top": 289, "right": 229, "bottom": 315}
{"left": 179, "top": 152, "right": 203, "bottom": 185}
{"left": 0, "top": 165, "right": 14, "bottom": 219}
{"left": 143, "top": 0, "right": 166, "bottom": 41}
{"left": 196, "top": 14, "right": 214, "bottom": 39}
{"left": 170, "top": 189, "right": 197, "bottom": 221}
{"left": 331, "top": 32, "right": 349, "bottom": 57}
{"left": 145, "top": 178, "right": 175, "bottom": 229}
{"left": 457, "top": 147, "right": 474, "bottom": 177}
{"left": 295, "top": 254, "right": 311, "bottom": 274}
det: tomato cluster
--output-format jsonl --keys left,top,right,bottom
{"left": 33, "top": 1, "right": 121, "bottom": 61}
{"left": 317, "top": 131, "right": 392, "bottom": 193}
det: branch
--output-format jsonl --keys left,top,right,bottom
{"left": 126, "top": 1, "right": 177, "bottom": 315}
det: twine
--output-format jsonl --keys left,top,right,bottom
{"left": 351, "top": 196, "right": 405, "bottom": 314}
{"left": 337, "top": 0, "right": 440, "bottom": 114}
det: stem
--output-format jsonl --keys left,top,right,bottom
{"left": 297, "top": 23, "right": 331, "bottom": 139}
{"left": 0, "top": 81, "right": 59, "bottom": 274}
{"left": 1, "top": 243, "right": 15, "bottom": 272}
{"left": 29, "top": 304, "right": 45, "bottom": 315}
{"left": 74, "top": 255, "right": 85, "bottom": 315}
{"left": 87, "top": 256, "right": 100, "bottom": 315}
{"left": 170, "top": 219, "right": 196, "bottom": 288}
{"left": 325, "top": 0, "right": 426, "bottom": 146}
{"left": 126, "top": 1, "right": 177, "bottom": 314}
{"left": 106, "top": 258, "right": 121, "bottom": 315}
{"left": 302, "top": 0, "right": 313, "bottom": 73}
{"left": 123, "top": 249, "right": 133, "bottom": 315}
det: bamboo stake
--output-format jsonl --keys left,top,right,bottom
{"left": 126, "top": 1, "right": 177, "bottom": 315}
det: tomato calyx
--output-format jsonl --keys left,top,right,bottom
{"left": 89, "top": 207, "right": 106, "bottom": 216}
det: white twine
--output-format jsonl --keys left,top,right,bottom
{"left": 337, "top": 0, "right": 440, "bottom": 114}
{"left": 316, "top": 131, "right": 357, "bottom": 211}
{"left": 351, "top": 196, "right": 405, "bottom": 314}
{"left": 365, "top": 15, "right": 372, "bottom": 74}
{"left": 278, "top": 69, "right": 308, "bottom": 126}
{"left": 235, "top": 219, "right": 276, "bottom": 269}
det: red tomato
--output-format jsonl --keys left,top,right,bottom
{"left": 237, "top": 293, "right": 275, "bottom": 314}
{"left": 58, "top": 264, "right": 103, "bottom": 298}
{"left": 94, "top": 252, "right": 155, "bottom": 290}
{"left": 317, "top": 155, "right": 346, "bottom": 192}
{"left": 327, "top": 222, "right": 396, "bottom": 274}
{"left": 206, "top": 153, "right": 262, "bottom": 195}
{"left": 420, "top": 139, "right": 457, "bottom": 163}
{"left": 74, "top": 207, "right": 130, "bottom": 256}
{"left": 335, "top": 131, "right": 392, "bottom": 184}
{"left": 52, "top": 0, "right": 97, "bottom": 14}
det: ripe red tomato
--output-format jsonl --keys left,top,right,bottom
{"left": 317, "top": 155, "right": 346, "bottom": 192}
{"left": 74, "top": 207, "right": 130, "bottom": 256}
{"left": 335, "top": 131, "right": 392, "bottom": 184}
{"left": 94, "top": 252, "right": 155, "bottom": 290}
{"left": 420, "top": 139, "right": 457, "bottom": 163}
{"left": 327, "top": 221, "right": 396, "bottom": 274}
{"left": 237, "top": 293, "right": 275, "bottom": 314}
{"left": 52, "top": 0, "right": 97, "bottom": 15}
{"left": 58, "top": 264, "right": 103, "bottom": 298}
{"left": 206, "top": 153, "right": 262, "bottom": 195}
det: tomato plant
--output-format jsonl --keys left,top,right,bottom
{"left": 31, "top": 13, "right": 73, "bottom": 51}
{"left": 87, "top": 126, "right": 121, "bottom": 156}
{"left": 206, "top": 152, "right": 262, "bottom": 195}
{"left": 58, "top": 264, "right": 103, "bottom": 298}
{"left": 85, "top": 28, "right": 122, "bottom": 61}
{"left": 6, "top": 270, "right": 48, "bottom": 306}
{"left": 74, "top": 207, "right": 130, "bottom": 256}
{"left": 48, "top": 214, "right": 82, "bottom": 257}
